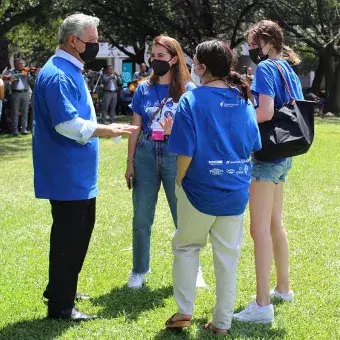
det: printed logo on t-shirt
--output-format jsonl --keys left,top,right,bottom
{"left": 208, "top": 160, "right": 223, "bottom": 165}
{"left": 220, "top": 101, "right": 239, "bottom": 108}
{"left": 144, "top": 97, "right": 178, "bottom": 132}
{"left": 209, "top": 168, "right": 224, "bottom": 176}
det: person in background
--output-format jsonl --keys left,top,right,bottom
{"left": 164, "top": 40, "right": 261, "bottom": 335}
{"left": 33, "top": 13, "right": 138, "bottom": 321}
{"left": 234, "top": 20, "right": 304, "bottom": 324}
{"left": 9, "top": 58, "right": 31, "bottom": 135}
{"left": 119, "top": 80, "right": 136, "bottom": 116}
{"left": 82, "top": 67, "right": 90, "bottom": 89}
{"left": 132, "top": 62, "right": 151, "bottom": 80}
{"left": 100, "top": 64, "right": 122, "bottom": 124}
{"left": 0, "top": 73, "right": 13, "bottom": 132}
{"left": 28, "top": 66, "right": 40, "bottom": 132}
{"left": 125, "top": 35, "right": 206, "bottom": 289}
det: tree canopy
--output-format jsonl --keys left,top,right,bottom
{"left": 265, "top": 0, "right": 340, "bottom": 112}
{"left": 1, "top": 0, "right": 340, "bottom": 112}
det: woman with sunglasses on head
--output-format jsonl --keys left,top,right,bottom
{"left": 125, "top": 35, "right": 207, "bottom": 289}
{"left": 233, "top": 20, "right": 304, "bottom": 324}
{"left": 164, "top": 40, "right": 261, "bottom": 335}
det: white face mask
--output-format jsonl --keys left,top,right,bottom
{"left": 190, "top": 64, "right": 201, "bottom": 86}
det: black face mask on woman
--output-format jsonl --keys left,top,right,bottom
{"left": 249, "top": 47, "right": 269, "bottom": 65}
{"left": 151, "top": 58, "right": 173, "bottom": 77}
{"left": 75, "top": 37, "right": 99, "bottom": 62}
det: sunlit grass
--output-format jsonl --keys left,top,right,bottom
{"left": 0, "top": 118, "right": 339, "bottom": 339}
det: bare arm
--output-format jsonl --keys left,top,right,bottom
{"left": 256, "top": 94, "right": 275, "bottom": 123}
{"left": 176, "top": 155, "right": 192, "bottom": 187}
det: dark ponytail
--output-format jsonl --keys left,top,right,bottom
{"left": 227, "top": 71, "right": 251, "bottom": 103}
{"left": 196, "top": 40, "right": 250, "bottom": 103}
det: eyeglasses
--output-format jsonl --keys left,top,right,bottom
{"left": 76, "top": 37, "right": 87, "bottom": 44}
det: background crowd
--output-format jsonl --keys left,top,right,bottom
{"left": 0, "top": 60, "right": 151, "bottom": 135}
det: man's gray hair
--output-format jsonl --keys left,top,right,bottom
{"left": 58, "top": 13, "right": 100, "bottom": 44}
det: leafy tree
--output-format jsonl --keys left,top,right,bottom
{"left": 0, "top": 0, "right": 66, "bottom": 71}
{"left": 6, "top": 19, "right": 62, "bottom": 66}
{"left": 265, "top": 0, "right": 340, "bottom": 114}
{"left": 71, "top": 0, "right": 262, "bottom": 62}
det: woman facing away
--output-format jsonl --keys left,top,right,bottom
{"left": 164, "top": 40, "right": 261, "bottom": 335}
{"left": 125, "top": 35, "right": 206, "bottom": 289}
{"left": 233, "top": 20, "right": 304, "bottom": 323}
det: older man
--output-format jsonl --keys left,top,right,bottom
{"left": 33, "top": 13, "right": 138, "bottom": 321}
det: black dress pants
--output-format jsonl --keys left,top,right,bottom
{"left": 45, "top": 198, "right": 96, "bottom": 314}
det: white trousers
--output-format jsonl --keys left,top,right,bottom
{"left": 172, "top": 185, "right": 244, "bottom": 330}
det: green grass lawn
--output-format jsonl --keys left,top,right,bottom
{"left": 0, "top": 118, "right": 339, "bottom": 340}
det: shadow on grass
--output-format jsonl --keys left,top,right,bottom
{"left": 0, "top": 317, "right": 78, "bottom": 340}
{"left": 0, "top": 134, "right": 32, "bottom": 159}
{"left": 154, "top": 316, "right": 287, "bottom": 340}
{"left": 93, "top": 284, "right": 173, "bottom": 321}
{"left": 155, "top": 327, "right": 191, "bottom": 340}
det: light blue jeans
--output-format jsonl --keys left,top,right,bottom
{"left": 0, "top": 99, "right": 3, "bottom": 122}
{"left": 132, "top": 136, "right": 177, "bottom": 274}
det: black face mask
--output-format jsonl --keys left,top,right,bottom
{"left": 249, "top": 47, "right": 268, "bottom": 65}
{"left": 75, "top": 38, "right": 99, "bottom": 63}
{"left": 151, "top": 58, "right": 172, "bottom": 77}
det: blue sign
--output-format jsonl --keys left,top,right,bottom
{"left": 122, "top": 62, "right": 133, "bottom": 86}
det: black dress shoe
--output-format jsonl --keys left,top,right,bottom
{"left": 48, "top": 307, "right": 97, "bottom": 321}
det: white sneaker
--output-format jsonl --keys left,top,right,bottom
{"left": 233, "top": 301, "right": 274, "bottom": 323}
{"left": 128, "top": 272, "right": 146, "bottom": 289}
{"left": 270, "top": 287, "right": 294, "bottom": 302}
{"left": 196, "top": 266, "right": 207, "bottom": 288}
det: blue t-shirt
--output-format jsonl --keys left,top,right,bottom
{"left": 169, "top": 86, "right": 262, "bottom": 216}
{"left": 33, "top": 55, "right": 99, "bottom": 200}
{"left": 252, "top": 59, "right": 304, "bottom": 108}
{"left": 252, "top": 59, "right": 304, "bottom": 163}
{"left": 131, "top": 80, "right": 196, "bottom": 135}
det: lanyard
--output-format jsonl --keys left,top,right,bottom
{"left": 153, "top": 84, "right": 169, "bottom": 120}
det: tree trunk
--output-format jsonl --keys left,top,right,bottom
{"left": 311, "top": 54, "right": 324, "bottom": 94}
{"left": 322, "top": 46, "right": 335, "bottom": 113}
{"left": 133, "top": 47, "right": 146, "bottom": 65}
{"left": 326, "top": 59, "right": 340, "bottom": 115}
{"left": 0, "top": 38, "right": 10, "bottom": 73}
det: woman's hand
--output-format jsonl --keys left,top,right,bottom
{"left": 159, "top": 116, "right": 174, "bottom": 135}
{"left": 125, "top": 162, "right": 134, "bottom": 190}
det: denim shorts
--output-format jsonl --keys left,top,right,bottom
{"left": 251, "top": 158, "right": 292, "bottom": 184}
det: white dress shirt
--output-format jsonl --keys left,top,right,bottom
{"left": 16, "top": 78, "right": 25, "bottom": 90}
{"left": 54, "top": 49, "right": 97, "bottom": 145}
{"left": 110, "top": 79, "right": 117, "bottom": 92}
